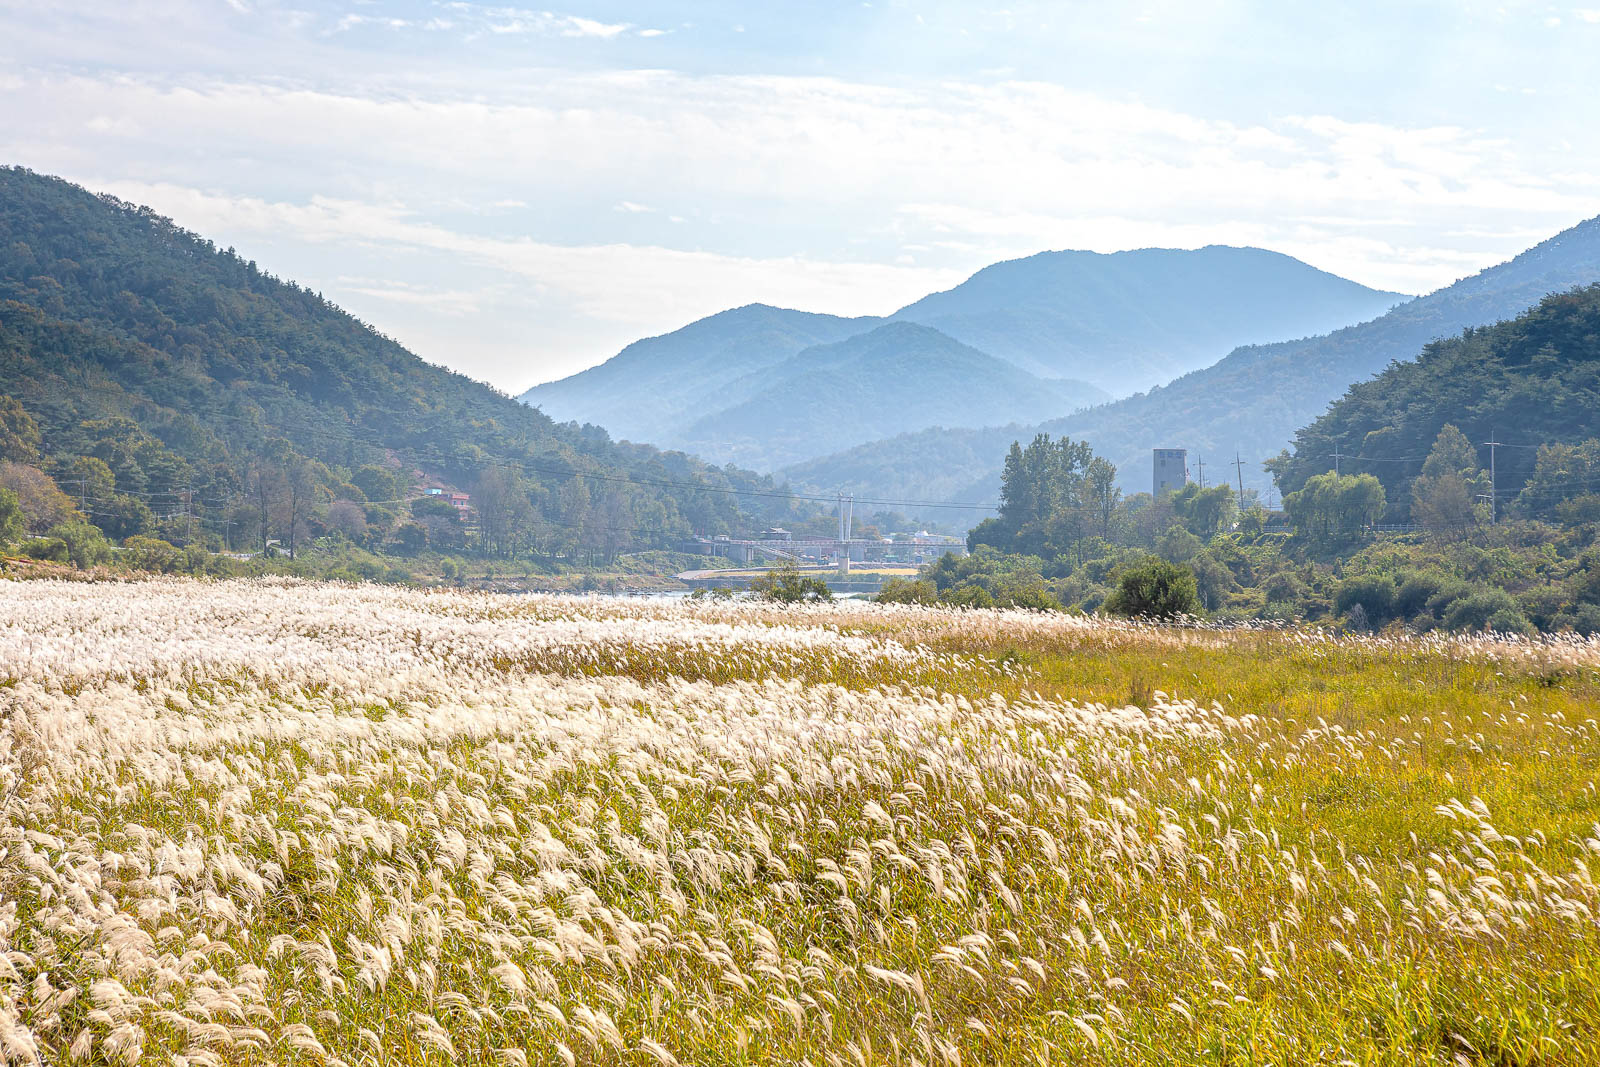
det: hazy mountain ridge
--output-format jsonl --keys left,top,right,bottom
{"left": 524, "top": 303, "right": 877, "bottom": 446}
{"left": 787, "top": 213, "right": 1600, "bottom": 510}
{"left": 886, "top": 245, "right": 1407, "bottom": 393}
{"left": 521, "top": 245, "right": 1403, "bottom": 473}
{"left": 670, "top": 322, "right": 1107, "bottom": 470}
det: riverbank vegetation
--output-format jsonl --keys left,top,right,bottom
{"left": 884, "top": 290, "right": 1600, "bottom": 635}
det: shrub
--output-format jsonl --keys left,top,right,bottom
{"left": 0, "top": 487, "right": 21, "bottom": 545}
{"left": 1335, "top": 574, "right": 1397, "bottom": 623}
{"left": 1483, "top": 608, "right": 1536, "bottom": 637}
{"left": 1156, "top": 526, "right": 1203, "bottom": 564}
{"left": 394, "top": 523, "right": 427, "bottom": 555}
{"left": 876, "top": 578, "right": 938, "bottom": 605}
{"left": 1103, "top": 557, "right": 1199, "bottom": 619}
{"left": 941, "top": 585, "right": 995, "bottom": 609}
{"left": 122, "top": 535, "right": 185, "bottom": 574}
{"left": 46, "top": 521, "right": 112, "bottom": 569}
{"left": 20, "top": 536, "right": 68, "bottom": 563}
{"left": 1074, "top": 583, "right": 1110, "bottom": 612}
{"left": 1441, "top": 588, "right": 1522, "bottom": 633}
{"left": 1394, "top": 570, "right": 1447, "bottom": 618}
{"left": 1558, "top": 602, "right": 1600, "bottom": 636}
{"left": 1570, "top": 561, "right": 1600, "bottom": 607}
{"left": 1261, "top": 569, "right": 1307, "bottom": 604}
{"left": 993, "top": 584, "right": 1061, "bottom": 612}
{"left": 1424, "top": 578, "right": 1474, "bottom": 620}
{"left": 1189, "top": 552, "right": 1238, "bottom": 612}
{"left": 1518, "top": 586, "right": 1567, "bottom": 631}
{"left": 750, "top": 561, "right": 832, "bottom": 604}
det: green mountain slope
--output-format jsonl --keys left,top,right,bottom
{"left": 0, "top": 166, "right": 792, "bottom": 544}
{"left": 888, "top": 245, "right": 1406, "bottom": 394}
{"left": 671, "top": 322, "right": 1107, "bottom": 470}
{"left": 786, "top": 213, "right": 1600, "bottom": 512}
{"left": 1271, "top": 284, "right": 1600, "bottom": 517}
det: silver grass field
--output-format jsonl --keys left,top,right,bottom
{"left": 3, "top": 579, "right": 1600, "bottom": 1065}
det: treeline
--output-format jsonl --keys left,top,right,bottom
{"left": 0, "top": 388, "right": 824, "bottom": 577}
{"left": 881, "top": 289, "right": 1600, "bottom": 634}
{"left": 881, "top": 428, "right": 1600, "bottom": 636}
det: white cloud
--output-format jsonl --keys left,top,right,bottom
{"left": 130, "top": 183, "right": 958, "bottom": 321}
{"left": 4, "top": 66, "right": 1596, "bottom": 381}
{"left": 332, "top": 13, "right": 415, "bottom": 33}
{"left": 442, "top": 5, "right": 632, "bottom": 39}
{"left": 32, "top": 71, "right": 1585, "bottom": 230}
{"left": 556, "top": 15, "right": 630, "bottom": 38}
{"left": 84, "top": 113, "right": 142, "bottom": 134}
{"left": 90, "top": 181, "right": 961, "bottom": 383}
{"left": 338, "top": 279, "right": 485, "bottom": 316}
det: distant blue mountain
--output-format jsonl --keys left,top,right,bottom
{"left": 670, "top": 322, "right": 1107, "bottom": 470}
{"left": 523, "top": 304, "right": 874, "bottom": 447}
{"left": 786, "top": 213, "right": 1600, "bottom": 507}
{"left": 519, "top": 245, "right": 1403, "bottom": 471}
{"left": 888, "top": 245, "right": 1406, "bottom": 394}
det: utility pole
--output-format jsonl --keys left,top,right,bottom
{"left": 1234, "top": 452, "right": 1246, "bottom": 511}
{"left": 837, "top": 492, "right": 848, "bottom": 576}
{"left": 1333, "top": 445, "right": 1344, "bottom": 477}
{"left": 1483, "top": 435, "right": 1502, "bottom": 523}
{"left": 844, "top": 494, "right": 853, "bottom": 576}
{"left": 1196, "top": 454, "right": 1206, "bottom": 488}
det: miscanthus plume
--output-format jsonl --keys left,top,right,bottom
{"left": 2, "top": 578, "right": 1598, "bottom": 1065}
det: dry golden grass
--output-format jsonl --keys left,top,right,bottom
{"left": 2, "top": 578, "right": 1599, "bottom": 1065}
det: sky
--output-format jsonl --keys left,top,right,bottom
{"left": 2, "top": 1, "right": 1599, "bottom": 393}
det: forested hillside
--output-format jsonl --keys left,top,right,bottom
{"left": 1271, "top": 284, "right": 1600, "bottom": 520}
{"left": 789, "top": 212, "right": 1600, "bottom": 509}
{"left": 0, "top": 167, "right": 799, "bottom": 560}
